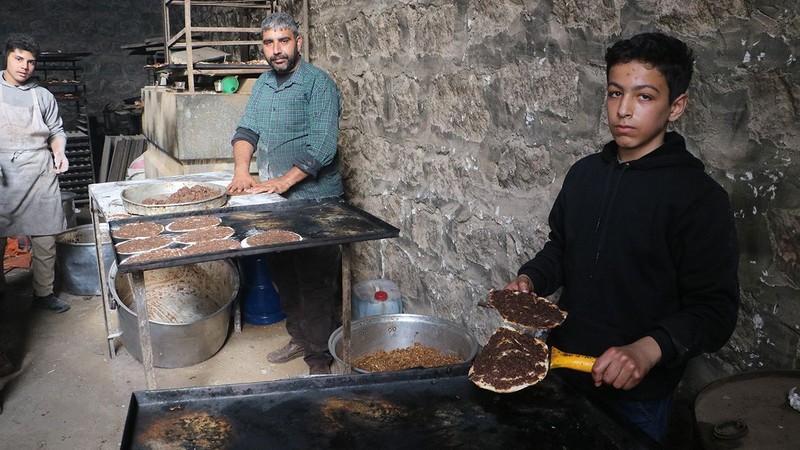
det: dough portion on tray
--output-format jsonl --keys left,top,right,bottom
{"left": 115, "top": 236, "right": 174, "bottom": 255}
{"left": 122, "top": 248, "right": 185, "bottom": 265}
{"left": 112, "top": 222, "right": 164, "bottom": 240}
{"left": 184, "top": 239, "right": 241, "bottom": 255}
{"left": 165, "top": 215, "right": 222, "bottom": 232}
{"left": 174, "top": 226, "right": 235, "bottom": 244}
{"left": 242, "top": 230, "right": 302, "bottom": 247}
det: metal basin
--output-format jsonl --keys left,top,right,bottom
{"left": 329, "top": 314, "right": 479, "bottom": 373}
{"left": 60, "top": 191, "right": 77, "bottom": 228}
{"left": 109, "top": 259, "right": 239, "bottom": 368}
{"left": 56, "top": 224, "right": 114, "bottom": 295}
{"left": 120, "top": 181, "right": 227, "bottom": 216}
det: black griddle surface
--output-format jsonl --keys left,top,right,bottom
{"left": 121, "top": 365, "right": 655, "bottom": 449}
{"left": 109, "top": 197, "right": 399, "bottom": 272}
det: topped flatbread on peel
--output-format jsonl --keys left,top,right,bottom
{"left": 469, "top": 326, "right": 549, "bottom": 393}
{"left": 486, "top": 289, "right": 567, "bottom": 330}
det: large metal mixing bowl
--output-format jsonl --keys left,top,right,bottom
{"left": 329, "top": 314, "right": 479, "bottom": 373}
{"left": 120, "top": 181, "right": 227, "bottom": 216}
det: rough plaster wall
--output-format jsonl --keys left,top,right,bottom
{"left": 305, "top": 0, "right": 800, "bottom": 379}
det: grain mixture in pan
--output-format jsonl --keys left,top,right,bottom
{"left": 353, "top": 342, "right": 463, "bottom": 372}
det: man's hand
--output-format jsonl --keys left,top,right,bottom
{"left": 591, "top": 336, "right": 662, "bottom": 390}
{"left": 227, "top": 171, "right": 256, "bottom": 194}
{"left": 51, "top": 151, "right": 69, "bottom": 173}
{"left": 228, "top": 139, "right": 256, "bottom": 194}
{"left": 247, "top": 176, "right": 291, "bottom": 195}
{"left": 245, "top": 166, "right": 308, "bottom": 196}
{"left": 503, "top": 274, "right": 534, "bottom": 294}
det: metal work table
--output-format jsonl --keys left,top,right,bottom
{"left": 89, "top": 172, "right": 399, "bottom": 389}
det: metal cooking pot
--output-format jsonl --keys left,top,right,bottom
{"left": 108, "top": 259, "right": 239, "bottom": 368}
{"left": 56, "top": 224, "right": 114, "bottom": 296}
{"left": 328, "top": 313, "right": 479, "bottom": 373}
{"left": 60, "top": 191, "right": 77, "bottom": 228}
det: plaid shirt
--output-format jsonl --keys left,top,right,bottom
{"left": 237, "top": 59, "right": 343, "bottom": 200}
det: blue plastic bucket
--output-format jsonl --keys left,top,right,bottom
{"left": 239, "top": 255, "right": 285, "bottom": 325}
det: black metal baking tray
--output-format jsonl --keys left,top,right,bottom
{"left": 120, "top": 364, "right": 655, "bottom": 449}
{"left": 109, "top": 197, "right": 400, "bottom": 273}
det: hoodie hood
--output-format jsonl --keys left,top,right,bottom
{"left": 1, "top": 72, "right": 37, "bottom": 90}
{"left": 600, "top": 131, "right": 705, "bottom": 171}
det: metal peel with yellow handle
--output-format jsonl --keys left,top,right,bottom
{"left": 549, "top": 346, "right": 596, "bottom": 373}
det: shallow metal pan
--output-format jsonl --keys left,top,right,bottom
{"left": 121, "top": 181, "right": 227, "bottom": 216}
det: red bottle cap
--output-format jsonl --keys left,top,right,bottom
{"left": 373, "top": 290, "right": 389, "bottom": 301}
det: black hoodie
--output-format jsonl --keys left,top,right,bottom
{"left": 519, "top": 132, "right": 740, "bottom": 401}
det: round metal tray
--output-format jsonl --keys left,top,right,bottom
{"left": 121, "top": 181, "right": 228, "bottom": 216}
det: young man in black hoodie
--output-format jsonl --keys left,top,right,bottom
{"left": 505, "top": 32, "right": 739, "bottom": 443}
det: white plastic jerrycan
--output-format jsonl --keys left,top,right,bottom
{"left": 352, "top": 279, "right": 402, "bottom": 319}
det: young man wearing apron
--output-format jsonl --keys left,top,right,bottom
{"left": 0, "top": 33, "right": 70, "bottom": 319}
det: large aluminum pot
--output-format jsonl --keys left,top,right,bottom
{"left": 329, "top": 313, "right": 479, "bottom": 374}
{"left": 109, "top": 259, "right": 239, "bottom": 368}
{"left": 56, "top": 224, "right": 114, "bottom": 296}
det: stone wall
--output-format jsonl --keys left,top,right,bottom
{"left": 304, "top": 0, "right": 800, "bottom": 385}
{"left": 2, "top": 0, "right": 163, "bottom": 124}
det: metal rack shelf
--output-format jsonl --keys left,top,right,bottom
{"left": 162, "top": 0, "right": 276, "bottom": 92}
{"left": 37, "top": 54, "right": 95, "bottom": 204}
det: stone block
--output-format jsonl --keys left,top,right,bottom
{"left": 141, "top": 86, "right": 249, "bottom": 162}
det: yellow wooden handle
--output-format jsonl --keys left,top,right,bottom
{"left": 549, "top": 346, "right": 596, "bottom": 373}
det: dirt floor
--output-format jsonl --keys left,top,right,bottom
{"left": 0, "top": 266, "right": 310, "bottom": 449}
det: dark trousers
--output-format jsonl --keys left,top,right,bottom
{"left": 266, "top": 245, "right": 341, "bottom": 366}
{"left": 606, "top": 396, "right": 672, "bottom": 444}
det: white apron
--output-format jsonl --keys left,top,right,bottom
{"left": 0, "top": 86, "right": 66, "bottom": 237}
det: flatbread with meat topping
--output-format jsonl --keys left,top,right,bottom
{"left": 486, "top": 289, "right": 567, "bottom": 330}
{"left": 468, "top": 326, "right": 549, "bottom": 393}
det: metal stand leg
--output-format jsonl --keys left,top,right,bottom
{"left": 130, "top": 271, "right": 157, "bottom": 389}
{"left": 91, "top": 196, "right": 116, "bottom": 358}
{"left": 233, "top": 296, "right": 242, "bottom": 334}
{"left": 341, "top": 244, "right": 352, "bottom": 374}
